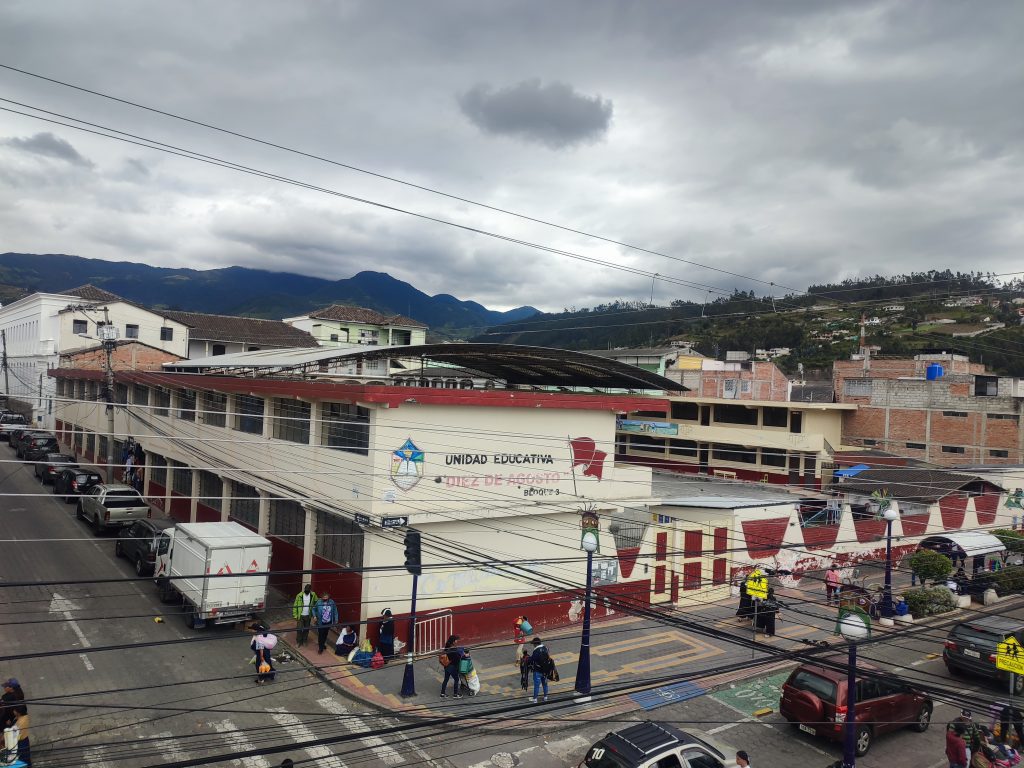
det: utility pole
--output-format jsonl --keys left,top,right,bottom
{"left": 99, "top": 307, "right": 119, "bottom": 483}
{"left": 0, "top": 329, "right": 9, "bottom": 399}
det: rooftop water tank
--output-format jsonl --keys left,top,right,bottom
{"left": 926, "top": 363, "right": 945, "bottom": 380}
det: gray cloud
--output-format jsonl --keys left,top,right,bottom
{"left": 2, "top": 131, "right": 94, "bottom": 168}
{"left": 458, "top": 79, "right": 613, "bottom": 149}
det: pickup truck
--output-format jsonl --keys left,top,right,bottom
{"left": 76, "top": 483, "right": 151, "bottom": 534}
{"left": 154, "top": 521, "right": 272, "bottom": 629}
{"left": 0, "top": 413, "right": 27, "bottom": 444}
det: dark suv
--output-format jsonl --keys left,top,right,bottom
{"left": 34, "top": 453, "right": 78, "bottom": 484}
{"left": 116, "top": 518, "right": 176, "bottom": 576}
{"left": 16, "top": 431, "right": 52, "bottom": 459}
{"left": 22, "top": 435, "right": 60, "bottom": 462}
{"left": 944, "top": 617, "right": 1024, "bottom": 694}
{"left": 580, "top": 721, "right": 737, "bottom": 768}
{"left": 779, "top": 657, "right": 932, "bottom": 756}
{"left": 53, "top": 467, "right": 104, "bottom": 503}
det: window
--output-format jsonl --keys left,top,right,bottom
{"left": 201, "top": 392, "right": 227, "bottom": 427}
{"left": 863, "top": 439, "right": 877, "bottom": 446}
{"left": 268, "top": 499, "right": 305, "bottom": 544}
{"left": 329, "top": 334, "right": 339, "bottom": 342}
{"left": 628, "top": 434, "right": 666, "bottom": 453}
{"left": 315, "top": 511, "right": 365, "bottom": 568}
{"left": 229, "top": 482, "right": 260, "bottom": 529}
{"left": 942, "top": 411, "right": 967, "bottom": 418}
{"left": 115, "top": 383, "right": 128, "bottom": 404}
{"left": 272, "top": 398, "right": 311, "bottom": 444}
{"left": 320, "top": 402, "right": 369, "bottom": 455}
{"left": 125, "top": 324, "right": 139, "bottom": 339}
{"left": 82, "top": 431, "right": 92, "bottom": 453}
{"left": 712, "top": 404, "right": 758, "bottom": 426}
{"left": 212, "top": 344, "right": 226, "bottom": 356}
{"left": 72, "top": 319, "right": 87, "bottom": 335}
{"left": 149, "top": 454, "right": 167, "bottom": 487}
{"left": 762, "top": 407, "right": 789, "bottom": 428}
{"left": 177, "top": 389, "right": 196, "bottom": 421}
{"left": 154, "top": 388, "right": 171, "bottom": 417}
{"left": 942, "top": 445, "right": 966, "bottom": 454}
{"left": 670, "top": 401, "right": 698, "bottom": 420}
{"left": 132, "top": 385, "right": 149, "bottom": 407}
{"left": 906, "top": 442, "right": 926, "bottom": 450}
{"left": 680, "top": 751, "right": 723, "bottom": 768}
{"left": 97, "top": 435, "right": 107, "bottom": 461}
{"left": 990, "top": 449, "right": 1010, "bottom": 458}
{"left": 975, "top": 375, "right": 998, "bottom": 396}
{"left": 160, "top": 327, "right": 174, "bottom": 341}
{"left": 86, "top": 381, "right": 99, "bottom": 401}
{"left": 234, "top": 395, "right": 265, "bottom": 435}
{"left": 761, "top": 448, "right": 787, "bottom": 467}
{"left": 683, "top": 530, "right": 703, "bottom": 558}
{"left": 668, "top": 439, "right": 698, "bottom": 457}
{"left": 198, "top": 471, "right": 222, "bottom": 511}
{"left": 712, "top": 443, "right": 756, "bottom": 463}
{"left": 358, "top": 329, "right": 380, "bottom": 345}
{"left": 172, "top": 461, "right": 192, "bottom": 494}
{"left": 843, "top": 379, "right": 873, "bottom": 397}
{"left": 988, "top": 413, "right": 1019, "bottom": 421}
{"left": 391, "top": 329, "right": 412, "bottom": 345}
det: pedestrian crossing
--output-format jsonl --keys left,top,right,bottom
{"left": 57, "top": 694, "right": 410, "bottom": 768}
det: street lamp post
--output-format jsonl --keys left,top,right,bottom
{"left": 838, "top": 610, "right": 871, "bottom": 768}
{"left": 881, "top": 507, "right": 899, "bottom": 620}
{"left": 574, "top": 531, "right": 598, "bottom": 703}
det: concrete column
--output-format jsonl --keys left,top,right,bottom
{"left": 302, "top": 504, "right": 316, "bottom": 579}
{"left": 225, "top": 392, "right": 236, "bottom": 429}
{"left": 190, "top": 468, "right": 200, "bottom": 523}
{"left": 309, "top": 401, "right": 321, "bottom": 446}
{"left": 163, "top": 462, "right": 173, "bottom": 515}
{"left": 219, "top": 476, "right": 231, "bottom": 522}
{"left": 258, "top": 489, "right": 270, "bottom": 536}
{"left": 140, "top": 449, "right": 150, "bottom": 498}
{"left": 262, "top": 395, "right": 273, "bottom": 440}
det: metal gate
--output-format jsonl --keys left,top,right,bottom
{"left": 415, "top": 608, "right": 453, "bottom": 656}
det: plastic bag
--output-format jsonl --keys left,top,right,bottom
{"left": 465, "top": 669, "right": 481, "bottom": 694}
{"left": 371, "top": 650, "right": 385, "bottom": 670}
{"left": 259, "top": 633, "right": 278, "bottom": 650}
{"left": 394, "top": 638, "right": 406, "bottom": 654}
{"left": 359, "top": 638, "right": 373, "bottom": 653}
{"left": 258, "top": 662, "right": 271, "bottom": 675}
{"left": 352, "top": 650, "right": 373, "bottom": 668}
{"left": 347, "top": 648, "right": 358, "bottom": 663}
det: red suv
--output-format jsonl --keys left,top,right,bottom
{"left": 779, "top": 656, "right": 932, "bottom": 756}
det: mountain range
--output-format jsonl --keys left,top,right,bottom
{"left": 0, "top": 252, "right": 538, "bottom": 338}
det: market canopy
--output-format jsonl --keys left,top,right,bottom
{"left": 919, "top": 531, "right": 1006, "bottom": 558}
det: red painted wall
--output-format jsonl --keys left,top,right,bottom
{"left": 800, "top": 525, "right": 840, "bottom": 550}
{"left": 853, "top": 518, "right": 886, "bottom": 543}
{"left": 267, "top": 535, "right": 304, "bottom": 595}
{"left": 148, "top": 482, "right": 167, "bottom": 514}
{"left": 168, "top": 491, "right": 190, "bottom": 523}
{"left": 195, "top": 502, "right": 221, "bottom": 523}
{"left": 311, "top": 554, "right": 363, "bottom": 628}
{"left": 975, "top": 493, "right": 1000, "bottom": 526}
{"left": 940, "top": 495, "right": 968, "bottom": 530}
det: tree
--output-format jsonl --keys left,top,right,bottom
{"left": 907, "top": 549, "right": 953, "bottom": 585}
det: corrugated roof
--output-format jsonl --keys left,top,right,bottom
{"left": 59, "top": 284, "right": 131, "bottom": 304}
{"left": 583, "top": 347, "right": 679, "bottom": 357}
{"left": 160, "top": 310, "right": 318, "bottom": 347}
{"left": 307, "top": 304, "right": 426, "bottom": 328}
{"left": 837, "top": 467, "right": 998, "bottom": 503}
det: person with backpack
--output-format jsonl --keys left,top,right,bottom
{"left": 313, "top": 592, "right": 338, "bottom": 654}
{"left": 439, "top": 635, "right": 464, "bottom": 698}
{"left": 528, "top": 637, "right": 553, "bottom": 703}
{"left": 759, "top": 588, "right": 783, "bottom": 638}
{"left": 250, "top": 623, "right": 277, "bottom": 684}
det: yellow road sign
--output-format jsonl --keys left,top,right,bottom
{"left": 997, "top": 636, "right": 1024, "bottom": 675}
{"left": 746, "top": 568, "right": 769, "bottom": 600}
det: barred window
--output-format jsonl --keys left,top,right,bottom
{"left": 133, "top": 384, "right": 149, "bottom": 407}
{"left": 268, "top": 498, "right": 305, "bottom": 544}
{"left": 230, "top": 482, "right": 260, "bottom": 528}
{"left": 172, "top": 461, "right": 192, "bottom": 494}
{"left": 97, "top": 435, "right": 107, "bottom": 461}
{"left": 315, "top": 511, "right": 364, "bottom": 568}
{"left": 844, "top": 379, "right": 873, "bottom": 397}
{"left": 115, "top": 383, "right": 128, "bottom": 404}
{"left": 272, "top": 398, "right": 311, "bottom": 444}
{"left": 113, "top": 440, "right": 124, "bottom": 465}
{"left": 320, "top": 402, "right": 369, "bottom": 455}
{"left": 235, "top": 395, "right": 265, "bottom": 435}
{"left": 74, "top": 428, "right": 84, "bottom": 452}
{"left": 202, "top": 392, "right": 227, "bottom": 427}
{"left": 199, "top": 471, "right": 222, "bottom": 511}
{"left": 177, "top": 389, "right": 196, "bottom": 421}
{"left": 154, "top": 388, "right": 171, "bottom": 417}
{"left": 150, "top": 454, "right": 168, "bottom": 487}
{"left": 76, "top": 380, "right": 86, "bottom": 400}
{"left": 761, "top": 448, "right": 787, "bottom": 467}
{"left": 56, "top": 379, "right": 66, "bottom": 397}
{"left": 86, "top": 381, "right": 99, "bottom": 401}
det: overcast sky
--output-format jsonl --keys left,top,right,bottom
{"left": 1, "top": 1, "right": 1021, "bottom": 312}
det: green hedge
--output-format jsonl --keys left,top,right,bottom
{"left": 903, "top": 586, "right": 956, "bottom": 617}
{"left": 995, "top": 566, "right": 1024, "bottom": 594}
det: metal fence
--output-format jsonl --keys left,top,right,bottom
{"left": 415, "top": 609, "right": 453, "bottom": 656}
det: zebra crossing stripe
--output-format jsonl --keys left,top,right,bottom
{"left": 268, "top": 708, "right": 347, "bottom": 768}
{"left": 151, "top": 732, "right": 190, "bottom": 762}
{"left": 316, "top": 696, "right": 404, "bottom": 765}
{"left": 212, "top": 720, "right": 273, "bottom": 768}
{"left": 80, "top": 746, "right": 115, "bottom": 768}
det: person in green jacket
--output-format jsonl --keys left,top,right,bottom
{"left": 292, "top": 584, "right": 317, "bottom": 647}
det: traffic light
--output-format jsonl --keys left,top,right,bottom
{"left": 403, "top": 530, "right": 422, "bottom": 575}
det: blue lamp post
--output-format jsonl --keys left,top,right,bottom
{"left": 574, "top": 530, "right": 598, "bottom": 703}
{"left": 838, "top": 608, "right": 871, "bottom": 768}
{"left": 881, "top": 507, "right": 899, "bottom": 620}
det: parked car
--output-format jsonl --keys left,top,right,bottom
{"left": 7, "top": 425, "right": 39, "bottom": 449}
{"left": 580, "top": 721, "right": 738, "bottom": 768}
{"left": 779, "top": 656, "right": 932, "bottom": 756}
{"left": 0, "top": 413, "right": 28, "bottom": 443}
{"left": 34, "top": 453, "right": 79, "bottom": 484}
{"left": 116, "top": 518, "right": 176, "bottom": 576}
{"left": 944, "top": 617, "right": 1024, "bottom": 694}
{"left": 15, "top": 431, "right": 53, "bottom": 459}
{"left": 22, "top": 435, "right": 60, "bottom": 462}
{"left": 53, "top": 467, "right": 104, "bottom": 503}
{"left": 76, "top": 483, "right": 151, "bottom": 534}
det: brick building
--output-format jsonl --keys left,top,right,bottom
{"left": 673, "top": 359, "right": 792, "bottom": 402}
{"left": 835, "top": 353, "right": 1024, "bottom": 466}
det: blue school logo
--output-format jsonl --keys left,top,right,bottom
{"left": 391, "top": 438, "right": 424, "bottom": 491}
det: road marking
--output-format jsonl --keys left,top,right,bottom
{"left": 316, "top": 696, "right": 404, "bottom": 765}
{"left": 891, "top": 666, "right": 906, "bottom": 673}
{"left": 81, "top": 746, "right": 114, "bottom": 768}
{"left": 211, "top": 720, "right": 271, "bottom": 768}
{"left": 269, "top": 708, "right": 346, "bottom": 768}
{"left": 151, "top": 732, "right": 190, "bottom": 762}
{"left": 50, "top": 591, "right": 93, "bottom": 671}
{"left": 465, "top": 735, "right": 589, "bottom": 768}
{"left": 911, "top": 659, "right": 927, "bottom": 666}
{"left": 707, "top": 719, "right": 751, "bottom": 734}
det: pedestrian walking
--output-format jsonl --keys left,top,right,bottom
{"left": 760, "top": 588, "right": 782, "bottom": 638}
{"left": 1, "top": 679, "right": 24, "bottom": 729}
{"left": 292, "top": 584, "right": 317, "bottom": 647}
{"left": 735, "top": 750, "right": 751, "bottom": 768}
{"left": 512, "top": 615, "right": 531, "bottom": 665}
{"left": 313, "top": 592, "right": 338, "bottom": 654}
{"left": 250, "top": 623, "right": 277, "bottom": 684}
{"left": 825, "top": 564, "right": 840, "bottom": 606}
{"left": 736, "top": 580, "right": 753, "bottom": 622}
{"left": 947, "top": 723, "right": 969, "bottom": 768}
{"left": 13, "top": 705, "right": 29, "bottom": 767}
{"left": 439, "top": 635, "right": 464, "bottom": 698}
{"left": 528, "top": 637, "right": 553, "bottom": 703}
{"left": 518, "top": 647, "right": 531, "bottom": 691}
{"left": 378, "top": 608, "right": 396, "bottom": 660}
{"left": 334, "top": 626, "right": 358, "bottom": 658}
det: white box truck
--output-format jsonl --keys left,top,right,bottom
{"left": 153, "top": 521, "right": 272, "bottom": 629}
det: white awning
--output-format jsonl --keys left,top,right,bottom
{"left": 919, "top": 531, "right": 1006, "bottom": 558}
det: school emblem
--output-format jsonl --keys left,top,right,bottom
{"left": 390, "top": 438, "right": 424, "bottom": 491}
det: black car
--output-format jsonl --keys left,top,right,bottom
{"left": 22, "top": 435, "right": 60, "bottom": 462}
{"left": 116, "top": 518, "right": 176, "bottom": 575}
{"left": 15, "top": 431, "right": 51, "bottom": 459}
{"left": 0, "top": 413, "right": 27, "bottom": 443}
{"left": 7, "top": 424, "right": 37, "bottom": 448}
{"left": 945, "top": 617, "right": 1024, "bottom": 694}
{"left": 34, "top": 453, "right": 79, "bottom": 484}
{"left": 53, "top": 467, "right": 104, "bottom": 503}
